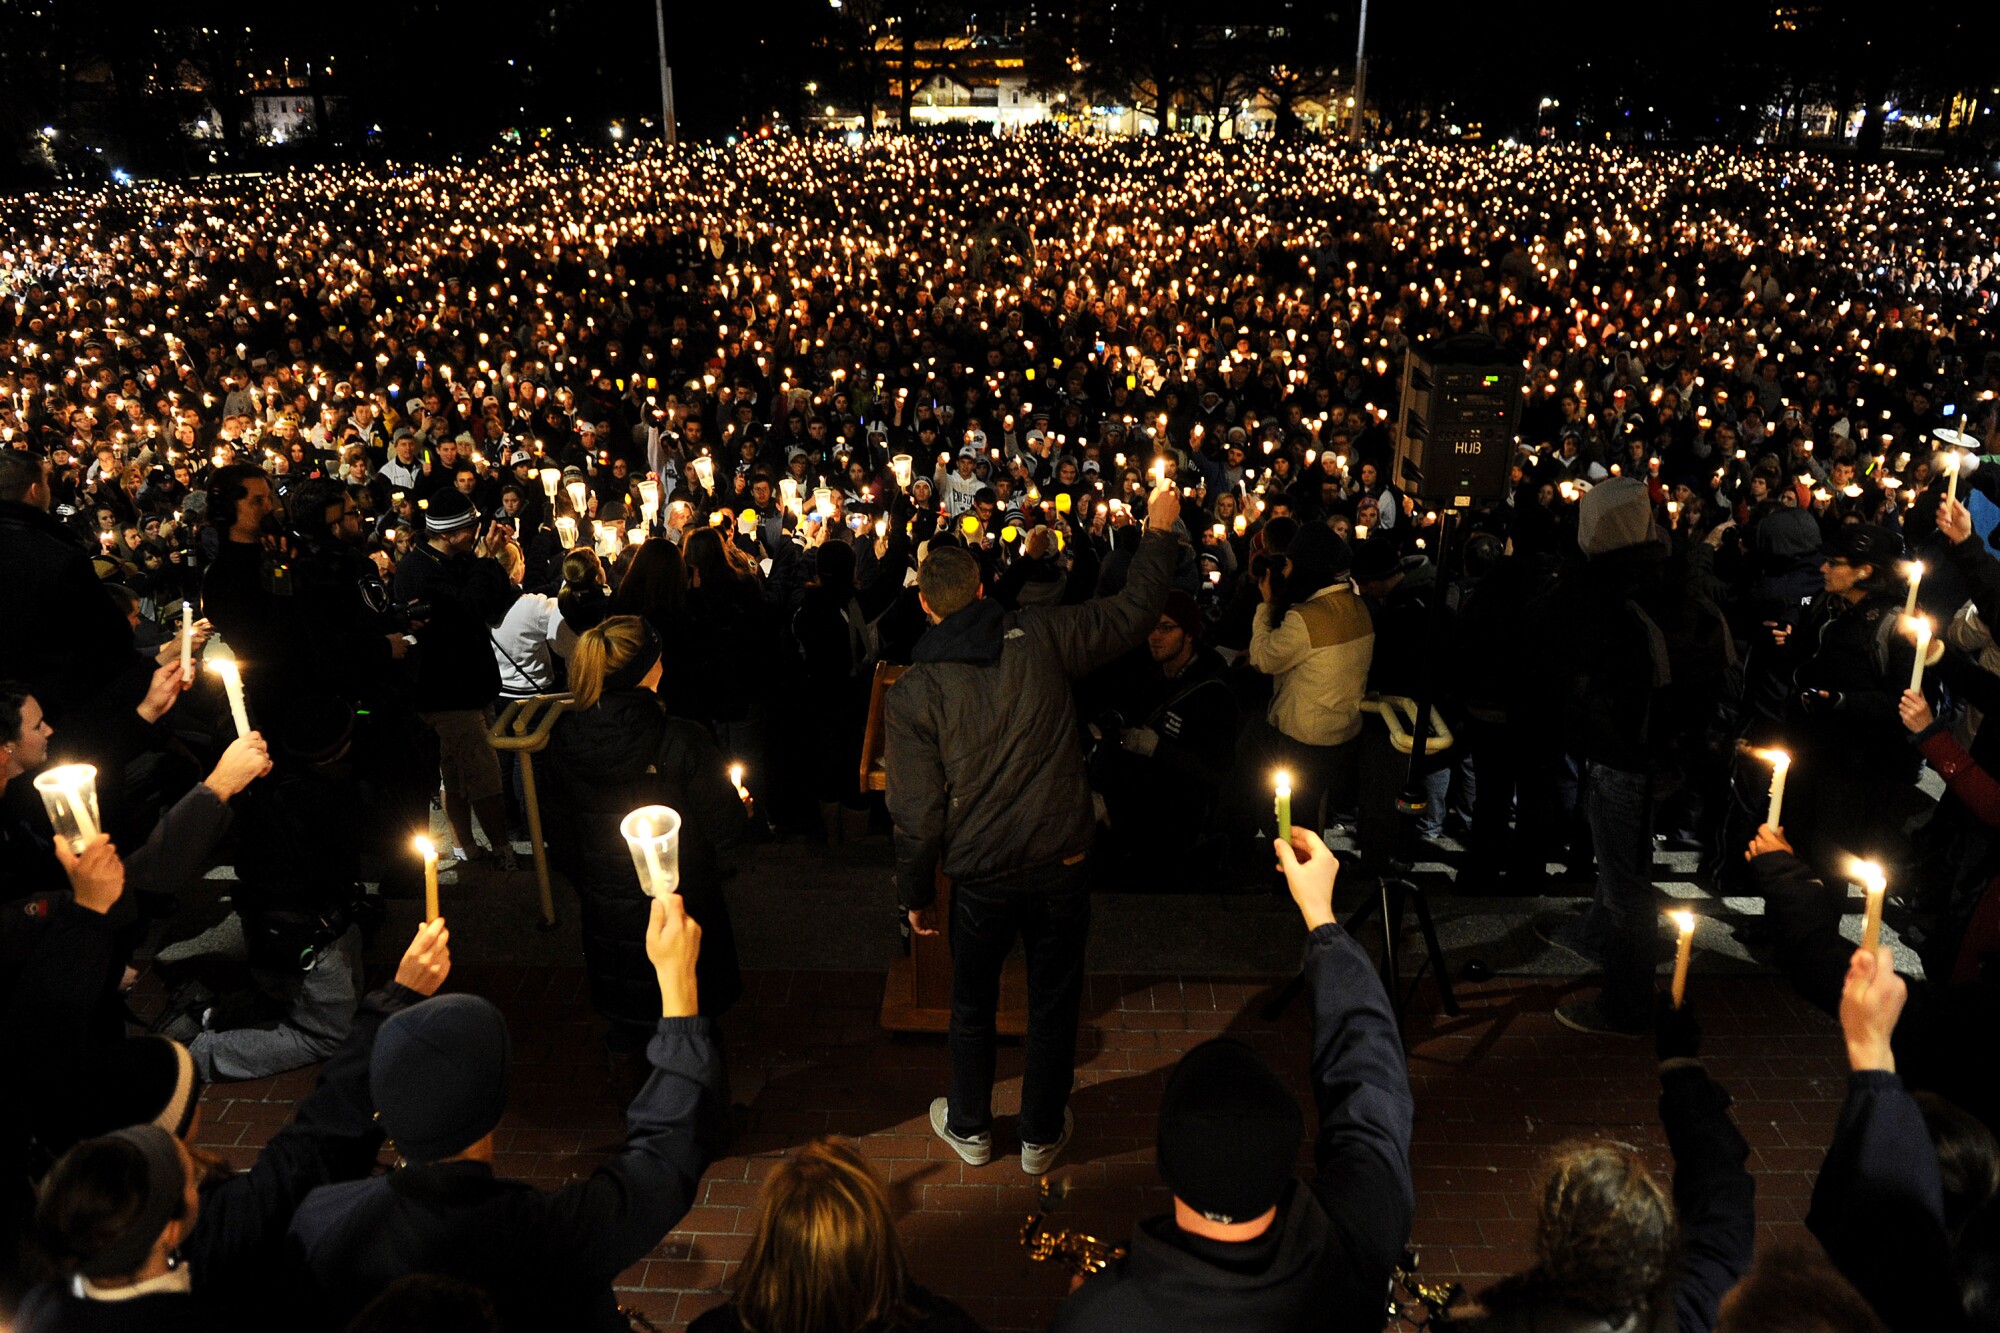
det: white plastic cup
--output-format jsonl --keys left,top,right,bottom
{"left": 34, "top": 764, "right": 101, "bottom": 854}
{"left": 620, "top": 805, "right": 682, "bottom": 900}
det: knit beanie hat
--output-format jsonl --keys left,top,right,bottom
{"left": 1156, "top": 1039, "right": 1304, "bottom": 1225}
{"left": 1577, "top": 477, "right": 1656, "bottom": 556}
{"left": 371, "top": 995, "right": 512, "bottom": 1163}
{"left": 424, "top": 487, "right": 478, "bottom": 535}
{"left": 68, "top": 1037, "right": 201, "bottom": 1143}
{"left": 1160, "top": 589, "right": 1202, "bottom": 640}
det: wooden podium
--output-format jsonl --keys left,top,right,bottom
{"left": 863, "top": 663, "right": 1028, "bottom": 1035}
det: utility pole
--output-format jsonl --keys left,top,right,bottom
{"left": 654, "top": 0, "right": 677, "bottom": 144}
{"left": 1349, "top": 0, "right": 1369, "bottom": 143}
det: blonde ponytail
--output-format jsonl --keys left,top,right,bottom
{"left": 569, "top": 615, "right": 650, "bottom": 711}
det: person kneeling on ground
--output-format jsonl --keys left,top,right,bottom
{"left": 1052, "top": 827, "right": 1414, "bottom": 1333}
{"left": 288, "top": 893, "right": 725, "bottom": 1330}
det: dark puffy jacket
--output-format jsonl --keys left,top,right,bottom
{"left": 1785, "top": 589, "right": 1921, "bottom": 785}
{"left": 543, "top": 690, "right": 744, "bottom": 1021}
{"left": 886, "top": 530, "right": 1173, "bottom": 908}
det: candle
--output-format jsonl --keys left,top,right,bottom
{"left": 565, "top": 479, "right": 589, "bottom": 515}
{"left": 1854, "top": 861, "right": 1887, "bottom": 952}
{"left": 1274, "top": 771, "right": 1292, "bottom": 842}
{"left": 538, "top": 467, "right": 560, "bottom": 501}
{"left": 179, "top": 601, "right": 193, "bottom": 679}
{"left": 1668, "top": 910, "right": 1696, "bottom": 1007}
{"left": 729, "top": 762, "right": 750, "bottom": 802}
{"left": 1757, "top": 749, "right": 1790, "bottom": 828}
{"left": 414, "top": 834, "right": 440, "bottom": 923}
{"left": 1903, "top": 560, "right": 1924, "bottom": 618}
{"left": 1909, "top": 615, "right": 1933, "bottom": 693}
{"left": 211, "top": 658, "right": 251, "bottom": 737}
{"left": 1947, "top": 453, "right": 1962, "bottom": 506}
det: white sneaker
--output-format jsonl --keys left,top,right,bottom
{"left": 930, "top": 1097, "right": 991, "bottom": 1166}
{"left": 1020, "top": 1109, "right": 1074, "bottom": 1176}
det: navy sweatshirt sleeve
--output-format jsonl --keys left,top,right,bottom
{"left": 1807, "top": 1070, "right": 1965, "bottom": 1333}
{"left": 188, "top": 983, "right": 420, "bottom": 1296}
{"left": 1305, "top": 923, "right": 1416, "bottom": 1279}
{"left": 1659, "top": 1063, "right": 1755, "bottom": 1333}
{"left": 520, "top": 1015, "right": 726, "bottom": 1281}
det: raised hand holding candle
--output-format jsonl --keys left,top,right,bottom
{"left": 33, "top": 764, "right": 100, "bottom": 853}
{"left": 1668, "top": 910, "right": 1696, "bottom": 1008}
{"left": 414, "top": 835, "right": 440, "bottom": 923}
{"left": 1909, "top": 616, "right": 1933, "bottom": 693}
{"left": 1854, "top": 861, "right": 1887, "bottom": 953}
{"left": 1903, "top": 561, "right": 1924, "bottom": 618}
{"left": 1274, "top": 771, "right": 1292, "bottom": 842}
{"left": 211, "top": 658, "right": 251, "bottom": 737}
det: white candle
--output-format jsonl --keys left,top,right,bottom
{"left": 179, "top": 601, "right": 193, "bottom": 679}
{"left": 1854, "top": 861, "right": 1887, "bottom": 953}
{"left": 211, "top": 659, "right": 251, "bottom": 737}
{"left": 1947, "top": 453, "right": 1961, "bottom": 506}
{"left": 1761, "top": 749, "right": 1790, "bottom": 828}
{"left": 640, "top": 817, "right": 668, "bottom": 892}
{"left": 729, "top": 762, "right": 750, "bottom": 803}
{"left": 414, "top": 835, "right": 439, "bottom": 923}
{"left": 1909, "top": 616, "right": 1932, "bottom": 693}
{"left": 1903, "top": 561, "right": 1924, "bottom": 618}
{"left": 1668, "top": 910, "right": 1696, "bottom": 1007}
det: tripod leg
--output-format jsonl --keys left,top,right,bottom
{"left": 1379, "top": 880, "right": 1403, "bottom": 1036}
{"left": 1407, "top": 881, "right": 1461, "bottom": 1016}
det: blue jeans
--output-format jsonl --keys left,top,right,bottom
{"left": 948, "top": 860, "right": 1091, "bottom": 1145}
{"left": 1578, "top": 762, "right": 1659, "bottom": 1028}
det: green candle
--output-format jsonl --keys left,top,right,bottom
{"left": 1275, "top": 771, "right": 1292, "bottom": 842}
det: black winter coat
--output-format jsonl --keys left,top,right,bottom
{"left": 544, "top": 690, "right": 744, "bottom": 1022}
{"left": 391, "top": 543, "right": 508, "bottom": 713}
{"left": 0, "top": 499, "right": 141, "bottom": 722}
{"left": 887, "top": 529, "right": 1174, "bottom": 908}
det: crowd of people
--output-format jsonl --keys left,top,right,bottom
{"left": 1, "top": 133, "right": 1998, "bottom": 1330}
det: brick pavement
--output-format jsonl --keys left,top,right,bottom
{"left": 191, "top": 954, "right": 1848, "bottom": 1332}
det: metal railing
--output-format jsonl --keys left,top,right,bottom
{"left": 486, "top": 694, "right": 575, "bottom": 928}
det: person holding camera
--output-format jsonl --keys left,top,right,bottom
{"left": 391, "top": 488, "right": 515, "bottom": 871}
{"left": 1243, "top": 520, "right": 1374, "bottom": 847}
